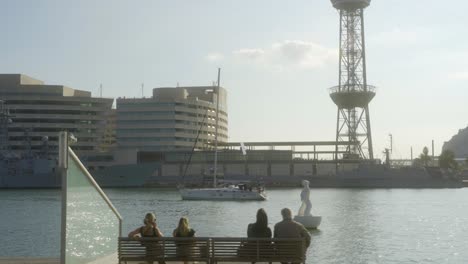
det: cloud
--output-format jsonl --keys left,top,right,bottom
{"left": 448, "top": 71, "right": 468, "bottom": 80}
{"left": 232, "top": 49, "right": 265, "bottom": 60}
{"left": 231, "top": 40, "right": 337, "bottom": 69}
{"left": 205, "top": 52, "right": 224, "bottom": 62}
{"left": 272, "top": 40, "right": 337, "bottom": 68}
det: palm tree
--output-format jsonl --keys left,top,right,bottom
{"left": 439, "top": 150, "right": 458, "bottom": 170}
{"left": 419, "top": 146, "right": 431, "bottom": 166}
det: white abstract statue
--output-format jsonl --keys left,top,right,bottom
{"left": 294, "top": 180, "right": 321, "bottom": 229}
{"left": 298, "top": 180, "right": 312, "bottom": 216}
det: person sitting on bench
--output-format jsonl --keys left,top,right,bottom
{"left": 173, "top": 217, "right": 196, "bottom": 264}
{"left": 128, "top": 212, "right": 166, "bottom": 264}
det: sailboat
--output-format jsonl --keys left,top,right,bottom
{"left": 179, "top": 69, "right": 267, "bottom": 201}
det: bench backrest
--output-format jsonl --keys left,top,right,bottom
{"left": 211, "top": 237, "right": 305, "bottom": 262}
{"left": 119, "top": 237, "right": 305, "bottom": 262}
{"left": 119, "top": 237, "right": 210, "bottom": 261}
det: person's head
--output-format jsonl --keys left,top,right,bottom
{"left": 281, "top": 208, "right": 292, "bottom": 220}
{"left": 143, "top": 213, "right": 156, "bottom": 226}
{"left": 255, "top": 208, "right": 268, "bottom": 228}
{"left": 178, "top": 217, "right": 189, "bottom": 229}
{"left": 177, "top": 217, "right": 190, "bottom": 235}
{"left": 302, "top": 180, "right": 310, "bottom": 188}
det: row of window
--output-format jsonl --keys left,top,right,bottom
{"left": 118, "top": 111, "right": 174, "bottom": 116}
{"left": 117, "top": 109, "right": 226, "bottom": 118}
{"left": 116, "top": 128, "right": 228, "bottom": 138}
{"left": 12, "top": 119, "right": 99, "bottom": 124}
{"left": 118, "top": 120, "right": 175, "bottom": 125}
{"left": 116, "top": 119, "right": 227, "bottom": 128}
{"left": 5, "top": 100, "right": 109, "bottom": 107}
{"left": 119, "top": 137, "right": 179, "bottom": 142}
{"left": 118, "top": 101, "right": 227, "bottom": 115}
{"left": 7, "top": 127, "right": 98, "bottom": 133}
{"left": 117, "top": 102, "right": 175, "bottom": 107}
{"left": 117, "top": 128, "right": 176, "bottom": 133}
{"left": 11, "top": 109, "right": 100, "bottom": 115}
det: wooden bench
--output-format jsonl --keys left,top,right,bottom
{"left": 119, "top": 237, "right": 305, "bottom": 264}
{"left": 119, "top": 237, "right": 210, "bottom": 263}
{"left": 211, "top": 237, "right": 305, "bottom": 264}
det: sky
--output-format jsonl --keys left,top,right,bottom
{"left": 0, "top": 0, "right": 467, "bottom": 160}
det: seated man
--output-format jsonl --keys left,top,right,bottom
{"left": 274, "top": 208, "right": 311, "bottom": 264}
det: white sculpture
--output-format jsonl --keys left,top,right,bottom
{"left": 298, "top": 180, "right": 312, "bottom": 216}
{"left": 294, "top": 180, "right": 321, "bottom": 229}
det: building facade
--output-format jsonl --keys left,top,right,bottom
{"left": 0, "top": 74, "right": 114, "bottom": 157}
{"left": 116, "top": 86, "right": 228, "bottom": 153}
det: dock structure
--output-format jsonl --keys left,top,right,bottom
{"left": 139, "top": 140, "right": 366, "bottom": 184}
{"left": 217, "top": 141, "right": 359, "bottom": 161}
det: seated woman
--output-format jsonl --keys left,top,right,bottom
{"left": 247, "top": 208, "right": 272, "bottom": 238}
{"left": 128, "top": 213, "right": 166, "bottom": 264}
{"left": 173, "top": 217, "right": 196, "bottom": 263}
{"left": 242, "top": 209, "right": 272, "bottom": 263}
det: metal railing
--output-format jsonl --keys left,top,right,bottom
{"left": 329, "top": 84, "right": 376, "bottom": 94}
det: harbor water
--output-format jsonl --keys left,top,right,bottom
{"left": 1, "top": 188, "right": 468, "bottom": 263}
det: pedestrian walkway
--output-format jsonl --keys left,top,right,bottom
{"left": 0, "top": 258, "right": 58, "bottom": 264}
{"left": 0, "top": 258, "right": 278, "bottom": 264}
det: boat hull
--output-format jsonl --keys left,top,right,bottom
{"left": 179, "top": 188, "right": 267, "bottom": 201}
{"left": 0, "top": 158, "right": 59, "bottom": 188}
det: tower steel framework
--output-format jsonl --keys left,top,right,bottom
{"left": 329, "top": 1, "right": 375, "bottom": 160}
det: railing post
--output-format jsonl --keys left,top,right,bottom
{"left": 256, "top": 239, "right": 259, "bottom": 262}
{"left": 59, "top": 131, "right": 68, "bottom": 264}
{"left": 302, "top": 238, "right": 306, "bottom": 264}
{"left": 206, "top": 239, "right": 210, "bottom": 264}
{"left": 162, "top": 238, "right": 165, "bottom": 262}
{"left": 210, "top": 238, "right": 214, "bottom": 264}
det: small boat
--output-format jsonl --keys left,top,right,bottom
{"left": 293, "top": 215, "right": 322, "bottom": 229}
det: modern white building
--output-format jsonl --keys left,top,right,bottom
{"left": 0, "top": 74, "right": 114, "bottom": 157}
{"left": 116, "top": 86, "right": 228, "bottom": 153}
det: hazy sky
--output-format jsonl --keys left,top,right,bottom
{"left": 1, "top": 0, "right": 467, "bottom": 160}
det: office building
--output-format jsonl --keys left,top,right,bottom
{"left": 116, "top": 86, "right": 228, "bottom": 153}
{"left": 0, "top": 74, "right": 113, "bottom": 157}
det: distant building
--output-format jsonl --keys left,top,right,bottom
{"left": 100, "top": 109, "right": 117, "bottom": 151}
{"left": 116, "top": 86, "right": 228, "bottom": 153}
{"left": 0, "top": 74, "right": 114, "bottom": 157}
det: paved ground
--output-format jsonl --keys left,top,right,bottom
{"left": 0, "top": 257, "right": 278, "bottom": 264}
{"left": 0, "top": 259, "right": 277, "bottom": 264}
{"left": 0, "top": 258, "right": 59, "bottom": 264}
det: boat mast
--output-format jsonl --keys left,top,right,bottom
{"left": 213, "top": 68, "right": 221, "bottom": 188}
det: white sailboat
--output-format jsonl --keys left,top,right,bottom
{"left": 179, "top": 69, "right": 266, "bottom": 201}
{"left": 179, "top": 184, "right": 266, "bottom": 201}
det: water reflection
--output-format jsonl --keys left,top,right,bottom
{"left": 65, "top": 156, "right": 120, "bottom": 264}
{"left": 2, "top": 188, "right": 468, "bottom": 263}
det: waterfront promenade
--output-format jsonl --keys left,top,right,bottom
{"left": 1, "top": 252, "right": 115, "bottom": 264}
{"left": 0, "top": 258, "right": 278, "bottom": 264}
{"left": 0, "top": 258, "right": 58, "bottom": 264}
